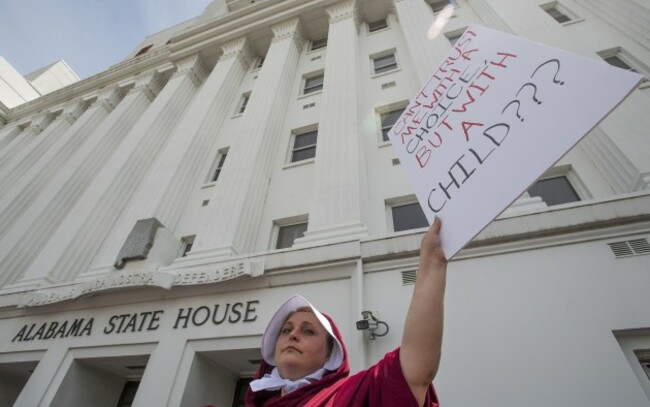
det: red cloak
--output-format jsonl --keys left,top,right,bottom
{"left": 245, "top": 313, "right": 439, "bottom": 407}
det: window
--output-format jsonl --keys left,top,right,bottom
{"left": 311, "top": 37, "right": 327, "bottom": 51}
{"left": 303, "top": 73, "right": 324, "bottom": 95}
{"left": 275, "top": 221, "right": 308, "bottom": 249}
{"left": 540, "top": 2, "right": 578, "bottom": 24}
{"left": 614, "top": 330, "right": 650, "bottom": 399}
{"left": 604, "top": 55, "right": 636, "bottom": 72}
{"left": 445, "top": 28, "right": 465, "bottom": 46}
{"left": 544, "top": 6, "right": 571, "bottom": 23}
{"left": 380, "top": 107, "right": 406, "bottom": 142}
{"left": 236, "top": 92, "right": 250, "bottom": 115}
{"left": 232, "top": 377, "right": 253, "bottom": 407}
{"left": 134, "top": 45, "right": 153, "bottom": 57}
{"left": 208, "top": 149, "right": 228, "bottom": 182}
{"left": 181, "top": 235, "right": 195, "bottom": 257}
{"left": 390, "top": 201, "right": 429, "bottom": 232}
{"left": 116, "top": 381, "right": 140, "bottom": 407}
{"left": 426, "top": 0, "right": 456, "bottom": 13}
{"left": 598, "top": 48, "right": 648, "bottom": 85}
{"left": 368, "top": 18, "right": 388, "bottom": 33}
{"left": 528, "top": 176, "right": 580, "bottom": 206}
{"left": 291, "top": 129, "right": 318, "bottom": 162}
{"left": 372, "top": 52, "right": 398, "bottom": 75}
{"left": 255, "top": 56, "right": 265, "bottom": 69}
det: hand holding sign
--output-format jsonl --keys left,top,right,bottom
{"left": 388, "top": 25, "right": 644, "bottom": 259}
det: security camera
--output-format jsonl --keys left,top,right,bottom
{"left": 356, "top": 310, "right": 389, "bottom": 339}
{"left": 356, "top": 319, "right": 370, "bottom": 330}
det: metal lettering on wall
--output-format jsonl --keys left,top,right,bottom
{"left": 10, "top": 300, "right": 260, "bottom": 343}
{"left": 21, "top": 261, "right": 252, "bottom": 307}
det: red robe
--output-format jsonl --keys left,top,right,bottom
{"left": 246, "top": 314, "right": 439, "bottom": 407}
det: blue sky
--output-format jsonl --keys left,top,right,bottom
{"left": 0, "top": 0, "right": 212, "bottom": 79}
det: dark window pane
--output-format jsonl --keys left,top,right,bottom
{"left": 368, "top": 19, "right": 388, "bottom": 32}
{"left": 604, "top": 55, "right": 637, "bottom": 73}
{"left": 381, "top": 108, "right": 405, "bottom": 128}
{"left": 294, "top": 131, "right": 318, "bottom": 148}
{"left": 292, "top": 146, "right": 316, "bottom": 162}
{"left": 428, "top": 0, "right": 454, "bottom": 13}
{"left": 304, "top": 75, "right": 324, "bottom": 94}
{"left": 232, "top": 377, "right": 253, "bottom": 407}
{"left": 256, "top": 56, "right": 265, "bottom": 68}
{"left": 528, "top": 176, "right": 580, "bottom": 206}
{"left": 117, "top": 381, "right": 140, "bottom": 407}
{"left": 381, "top": 108, "right": 405, "bottom": 141}
{"left": 392, "top": 203, "right": 429, "bottom": 232}
{"left": 276, "top": 223, "right": 308, "bottom": 249}
{"left": 447, "top": 34, "right": 461, "bottom": 45}
{"left": 545, "top": 7, "right": 571, "bottom": 23}
{"left": 311, "top": 37, "right": 327, "bottom": 50}
{"left": 374, "top": 54, "right": 397, "bottom": 73}
{"left": 238, "top": 95, "right": 249, "bottom": 114}
{"left": 211, "top": 153, "right": 227, "bottom": 181}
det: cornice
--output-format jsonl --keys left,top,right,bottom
{"left": 2, "top": 0, "right": 342, "bottom": 122}
{"left": 5, "top": 47, "right": 173, "bottom": 121}
{"left": 168, "top": 0, "right": 340, "bottom": 61}
{"left": 360, "top": 192, "right": 650, "bottom": 263}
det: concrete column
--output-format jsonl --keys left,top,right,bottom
{"left": 0, "top": 122, "right": 25, "bottom": 153}
{"left": 0, "top": 70, "right": 164, "bottom": 288}
{"left": 297, "top": 0, "right": 367, "bottom": 246}
{"left": 88, "top": 38, "right": 253, "bottom": 275}
{"left": 132, "top": 337, "right": 186, "bottom": 406}
{"left": 488, "top": 0, "right": 650, "bottom": 191}
{"left": 0, "top": 102, "right": 7, "bottom": 127}
{"left": 15, "top": 56, "right": 206, "bottom": 285}
{"left": 12, "top": 344, "right": 68, "bottom": 407}
{"left": 575, "top": 0, "right": 650, "bottom": 46}
{"left": 0, "top": 99, "right": 88, "bottom": 191}
{"left": 480, "top": 0, "right": 578, "bottom": 49}
{"left": 0, "top": 111, "right": 53, "bottom": 172}
{"left": 466, "top": 0, "right": 512, "bottom": 32}
{"left": 594, "top": 90, "right": 650, "bottom": 191}
{"left": 393, "top": 0, "right": 455, "bottom": 85}
{"left": 0, "top": 88, "right": 122, "bottom": 243}
{"left": 191, "top": 18, "right": 304, "bottom": 259}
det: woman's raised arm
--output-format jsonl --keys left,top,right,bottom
{"left": 400, "top": 217, "right": 448, "bottom": 406}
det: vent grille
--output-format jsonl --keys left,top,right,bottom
{"left": 381, "top": 81, "right": 396, "bottom": 89}
{"left": 392, "top": 158, "right": 400, "bottom": 165}
{"left": 401, "top": 270, "right": 417, "bottom": 285}
{"left": 608, "top": 238, "right": 650, "bottom": 258}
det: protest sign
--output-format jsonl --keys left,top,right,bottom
{"left": 388, "top": 25, "right": 644, "bottom": 259}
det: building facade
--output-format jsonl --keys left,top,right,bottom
{"left": 1, "top": 0, "right": 649, "bottom": 406}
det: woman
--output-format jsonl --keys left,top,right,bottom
{"left": 246, "top": 218, "right": 447, "bottom": 406}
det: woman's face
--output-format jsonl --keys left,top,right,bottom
{"left": 274, "top": 310, "right": 331, "bottom": 380}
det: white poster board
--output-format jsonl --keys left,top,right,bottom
{"left": 388, "top": 25, "right": 644, "bottom": 259}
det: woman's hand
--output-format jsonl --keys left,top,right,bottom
{"left": 400, "top": 217, "right": 448, "bottom": 406}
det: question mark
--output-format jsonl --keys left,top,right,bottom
{"left": 502, "top": 100, "right": 525, "bottom": 122}
{"left": 516, "top": 82, "right": 542, "bottom": 105}
{"left": 531, "top": 59, "right": 565, "bottom": 85}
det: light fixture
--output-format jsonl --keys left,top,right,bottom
{"left": 355, "top": 310, "right": 389, "bottom": 340}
